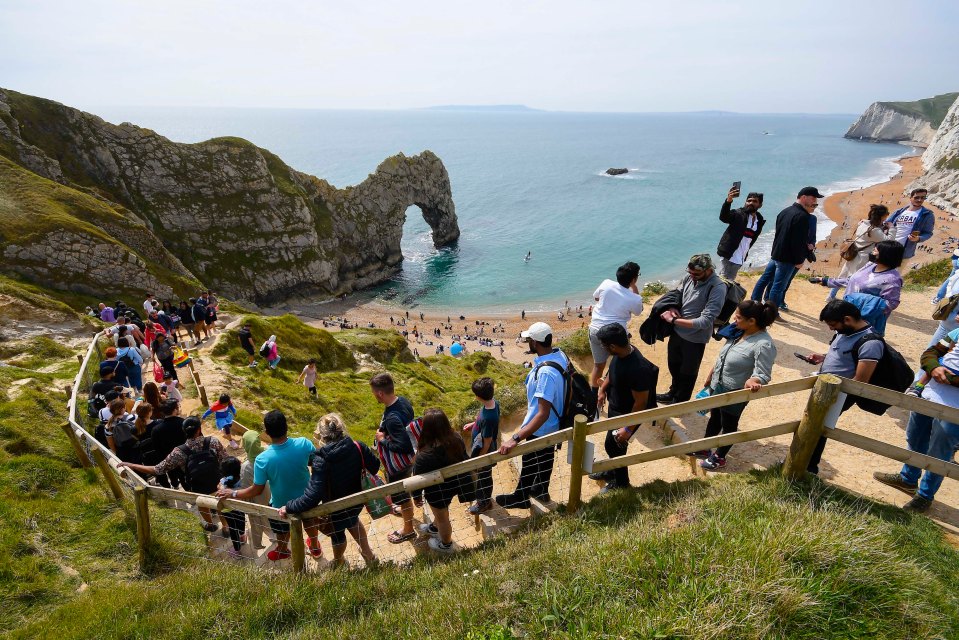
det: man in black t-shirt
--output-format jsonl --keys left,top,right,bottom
{"left": 238, "top": 324, "right": 256, "bottom": 367}
{"left": 592, "top": 323, "right": 658, "bottom": 492}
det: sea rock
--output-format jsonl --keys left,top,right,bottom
{"left": 912, "top": 94, "right": 959, "bottom": 215}
{"left": 0, "top": 88, "right": 460, "bottom": 305}
{"left": 606, "top": 168, "right": 628, "bottom": 176}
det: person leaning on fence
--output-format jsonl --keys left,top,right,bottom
{"left": 461, "top": 377, "right": 500, "bottom": 515}
{"left": 239, "top": 428, "right": 272, "bottom": 550}
{"left": 279, "top": 413, "right": 379, "bottom": 567}
{"left": 496, "top": 321, "right": 568, "bottom": 509}
{"left": 413, "top": 408, "right": 475, "bottom": 554}
{"left": 800, "top": 300, "right": 883, "bottom": 475}
{"left": 121, "top": 416, "right": 229, "bottom": 532}
{"left": 370, "top": 372, "right": 418, "bottom": 544}
{"left": 589, "top": 322, "right": 658, "bottom": 493}
{"left": 216, "top": 409, "right": 317, "bottom": 562}
{"left": 690, "top": 300, "right": 778, "bottom": 471}
{"left": 874, "top": 330, "right": 959, "bottom": 513}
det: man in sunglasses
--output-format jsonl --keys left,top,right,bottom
{"left": 716, "top": 186, "right": 766, "bottom": 281}
{"left": 657, "top": 253, "right": 727, "bottom": 405}
{"left": 885, "top": 188, "right": 934, "bottom": 261}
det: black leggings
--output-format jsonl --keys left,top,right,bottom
{"left": 703, "top": 407, "right": 743, "bottom": 458}
{"left": 223, "top": 510, "right": 246, "bottom": 551}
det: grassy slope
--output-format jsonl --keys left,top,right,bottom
{"left": 881, "top": 92, "right": 959, "bottom": 128}
{"left": 904, "top": 257, "right": 952, "bottom": 289}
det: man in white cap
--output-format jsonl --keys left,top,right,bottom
{"left": 496, "top": 321, "right": 569, "bottom": 508}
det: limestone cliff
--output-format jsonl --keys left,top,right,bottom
{"left": 0, "top": 88, "right": 459, "bottom": 304}
{"left": 844, "top": 92, "right": 958, "bottom": 145}
{"left": 911, "top": 94, "right": 959, "bottom": 215}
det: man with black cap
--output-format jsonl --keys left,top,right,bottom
{"left": 717, "top": 187, "right": 765, "bottom": 281}
{"left": 751, "top": 186, "right": 824, "bottom": 310}
{"left": 657, "top": 253, "right": 727, "bottom": 405}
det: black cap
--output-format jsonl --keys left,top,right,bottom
{"left": 797, "top": 186, "right": 825, "bottom": 198}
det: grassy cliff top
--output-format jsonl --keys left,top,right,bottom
{"left": 881, "top": 92, "right": 959, "bottom": 128}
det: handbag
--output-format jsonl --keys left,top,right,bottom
{"left": 839, "top": 223, "right": 877, "bottom": 262}
{"left": 356, "top": 441, "right": 392, "bottom": 519}
{"left": 933, "top": 294, "right": 959, "bottom": 321}
{"left": 153, "top": 362, "right": 165, "bottom": 383}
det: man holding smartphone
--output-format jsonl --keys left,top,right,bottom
{"left": 885, "top": 188, "right": 934, "bottom": 261}
{"left": 716, "top": 185, "right": 766, "bottom": 281}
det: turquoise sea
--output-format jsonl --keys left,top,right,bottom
{"left": 95, "top": 107, "right": 907, "bottom": 311}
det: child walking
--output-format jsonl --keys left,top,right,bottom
{"left": 296, "top": 358, "right": 318, "bottom": 397}
{"left": 461, "top": 377, "right": 499, "bottom": 514}
{"left": 202, "top": 393, "right": 239, "bottom": 449}
{"left": 218, "top": 457, "right": 247, "bottom": 559}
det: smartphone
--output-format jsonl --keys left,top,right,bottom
{"left": 794, "top": 352, "right": 816, "bottom": 364}
{"left": 732, "top": 181, "right": 742, "bottom": 194}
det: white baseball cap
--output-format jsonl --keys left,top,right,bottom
{"left": 521, "top": 322, "right": 553, "bottom": 342}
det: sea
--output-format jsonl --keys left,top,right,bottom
{"left": 93, "top": 106, "right": 909, "bottom": 312}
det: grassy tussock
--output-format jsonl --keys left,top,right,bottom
{"left": 905, "top": 258, "right": 952, "bottom": 288}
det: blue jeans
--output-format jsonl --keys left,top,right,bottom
{"left": 751, "top": 260, "right": 796, "bottom": 308}
{"left": 901, "top": 414, "right": 959, "bottom": 501}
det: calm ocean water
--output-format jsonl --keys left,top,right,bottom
{"left": 95, "top": 107, "right": 907, "bottom": 311}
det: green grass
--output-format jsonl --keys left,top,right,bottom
{"left": 0, "top": 336, "right": 76, "bottom": 370}
{"left": 882, "top": 92, "right": 959, "bottom": 128}
{"left": 641, "top": 280, "right": 670, "bottom": 302}
{"left": 905, "top": 258, "right": 952, "bottom": 288}
{"left": 557, "top": 327, "right": 591, "bottom": 358}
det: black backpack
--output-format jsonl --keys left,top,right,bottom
{"left": 534, "top": 354, "right": 597, "bottom": 428}
{"left": 712, "top": 278, "right": 746, "bottom": 339}
{"left": 258, "top": 342, "right": 271, "bottom": 358}
{"left": 848, "top": 333, "right": 914, "bottom": 415}
{"left": 178, "top": 437, "right": 221, "bottom": 494}
{"left": 118, "top": 349, "right": 136, "bottom": 368}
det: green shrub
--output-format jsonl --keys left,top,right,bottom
{"left": 335, "top": 328, "right": 414, "bottom": 363}
{"left": 211, "top": 314, "right": 355, "bottom": 372}
{"left": 641, "top": 280, "right": 669, "bottom": 302}
{"left": 905, "top": 258, "right": 953, "bottom": 288}
{"left": 557, "top": 327, "right": 590, "bottom": 357}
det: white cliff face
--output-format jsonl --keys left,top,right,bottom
{"left": 913, "top": 96, "right": 959, "bottom": 215}
{"left": 845, "top": 102, "right": 937, "bottom": 145}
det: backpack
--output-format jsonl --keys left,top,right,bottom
{"left": 110, "top": 415, "right": 137, "bottom": 448}
{"left": 178, "top": 437, "right": 221, "bottom": 494}
{"left": 87, "top": 395, "right": 106, "bottom": 419}
{"left": 258, "top": 342, "right": 271, "bottom": 358}
{"left": 376, "top": 417, "right": 423, "bottom": 477}
{"left": 534, "top": 355, "right": 597, "bottom": 428}
{"left": 118, "top": 349, "right": 136, "bottom": 368}
{"left": 154, "top": 336, "right": 174, "bottom": 361}
{"left": 712, "top": 278, "right": 747, "bottom": 339}
{"left": 848, "top": 333, "right": 914, "bottom": 415}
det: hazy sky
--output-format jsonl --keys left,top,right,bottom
{"left": 2, "top": 0, "right": 957, "bottom": 113}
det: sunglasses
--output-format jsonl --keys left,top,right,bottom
{"left": 912, "top": 195, "right": 927, "bottom": 200}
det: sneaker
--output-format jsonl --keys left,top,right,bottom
{"left": 531, "top": 492, "right": 551, "bottom": 503}
{"left": 932, "top": 296, "right": 943, "bottom": 305}
{"left": 467, "top": 501, "right": 493, "bottom": 515}
{"left": 700, "top": 454, "right": 727, "bottom": 470}
{"left": 267, "top": 548, "right": 292, "bottom": 562}
{"left": 427, "top": 537, "right": 455, "bottom": 554}
{"left": 904, "top": 384, "right": 924, "bottom": 398}
{"left": 418, "top": 523, "right": 439, "bottom": 537}
{"left": 780, "top": 302, "right": 789, "bottom": 312}
{"left": 902, "top": 494, "right": 932, "bottom": 513}
{"left": 306, "top": 538, "right": 323, "bottom": 558}
{"left": 228, "top": 548, "right": 244, "bottom": 559}
{"left": 656, "top": 393, "right": 676, "bottom": 405}
{"left": 202, "top": 522, "right": 218, "bottom": 533}
{"left": 589, "top": 470, "right": 614, "bottom": 482}
{"left": 599, "top": 481, "right": 629, "bottom": 494}
{"left": 495, "top": 493, "right": 531, "bottom": 509}
{"left": 249, "top": 361, "right": 258, "bottom": 368}
{"left": 873, "top": 471, "right": 918, "bottom": 496}
{"left": 687, "top": 450, "right": 711, "bottom": 460}
{"left": 228, "top": 439, "right": 240, "bottom": 449}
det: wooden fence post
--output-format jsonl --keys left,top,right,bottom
{"left": 782, "top": 374, "right": 842, "bottom": 481}
{"left": 60, "top": 423, "right": 93, "bottom": 469}
{"left": 91, "top": 448, "right": 125, "bottom": 501}
{"left": 134, "top": 486, "right": 152, "bottom": 571}
{"left": 567, "top": 414, "right": 590, "bottom": 511}
{"left": 198, "top": 384, "right": 209, "bottom": 408}
{"left": 289, "top": 516, "right": 306, "bottom": 573}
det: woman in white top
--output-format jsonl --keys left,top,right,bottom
{"left": 829, "top": 204, "right": 891, "bottom": 299}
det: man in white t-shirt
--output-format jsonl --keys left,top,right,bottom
{"left": 588, "top": 261, "right": 645, "bottom": 390}
{"left": 716, "top": 187, "right": 766, "bottom": 281}
{"left": 884, "top": 188, "right": 933, "bottom": 261}
{"left": 143, "top": 293, "right": 159, "bottom": 316}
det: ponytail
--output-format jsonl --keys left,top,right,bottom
{"left": 737, "top": 299, "right": 778, "bottom": 329}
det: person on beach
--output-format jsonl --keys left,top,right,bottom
{"left": 689, "top": 301, "right": 778, "bottom": 470}
{"left": 461, "top": 377, "right": 500, "bottom": 514}
{"left": 717, "top": 187, "right": 766, "bottom": 281}
{"left": 296, "top": 359, "right": 318, "bottom": 397}
{"left": 657, "top": 254, "right": 727, "bottom": 405}
{"left": 751, "top": 187, "right": 824, "bottom": 311}
{"left": 587, "top": 261, "right": 645, "bottom": 395}
{"left": 496, "top": 322, "right": 568, "bottom": 508}
{"left": 589, "top": 323, "right": 658, "bottom": 492}
{"left": 413, "top": 408, "right": 475, "bottom": 554}
{"left": 370, "top": 372, "right": 418, "bottom": 544}
{"left": 885, "top": 188, "right": 934, "bottom": 262}
{"left": 279, "top": 414, "right": 379, "bottom": 566}
{"left": 828, "top": 204, "right": 892, "bottom": 299}
{"left": 799, "top": 300, "right": 883, "bottom": 475}
{"left": 202, "top": 393, "right": 239, "bottom": 449}
{"left": 237, "top": 323, "right": 257, "bottom": 367}
{"left": 809, "top": 240, "right": 904, "bottom": 335}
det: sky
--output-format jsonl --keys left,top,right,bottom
{"left": 1, "top": 0, "right": 957, "bottom": 114}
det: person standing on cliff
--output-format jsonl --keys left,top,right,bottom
{"left": 716, "top": 187, "right": 765, "bottom": 281}
{"left": 587, "top": 261, "right": 644, "bottom": 394}
{"left": 750, "top": 187, "right": 823, "bottom": 311}
{"left": 885, "top": 188, "right": 934, "bottom": 262}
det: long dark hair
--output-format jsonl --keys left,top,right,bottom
{"left": 867, "top": 204, "right": 888, "bottom": 227}
{"left": 417, "top": 408, "right": 465, "bottom": 462}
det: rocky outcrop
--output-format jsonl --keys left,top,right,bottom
{"left": 0, "top": 88, "right": 459, "bottom": 305}
{"left": 912, "top": 95, "right": 959, "bottom": 215}
{"left": 606, "top": 168, "right": 628, "bottom": 176}
{"left": 845, "top": 102, "right": 937, "bottom": 145}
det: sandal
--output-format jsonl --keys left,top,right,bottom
{"left": 306, "top": 538, "right": 323, "bottom": 558}
{"left": 391, "top": 504, "right": 405, "bottom": 517}
{"left": 387, "top": 530, "right": 416, "bottom": 544}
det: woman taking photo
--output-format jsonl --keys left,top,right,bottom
{"left": 692, "top": 300, "right": 778, "bottom": 470}
{"left": 829, "top": 204, "right": 891, "bottom": 299}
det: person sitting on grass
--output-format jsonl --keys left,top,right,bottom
{"left": 202, "top": 394, "right": 239, "bottom": 449}
{"left": 218, "top": 457, "right": 248, "bottom": 559}
{"left": 296, "top": 358, "right": 318, "bottom": 397}
{"left": 280, "top": 413, "right": 379, "bottom": 567}
{"left": 461, "top": 377, "right": 500, "bottom": 515}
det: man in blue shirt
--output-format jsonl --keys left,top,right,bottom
{"left": 496, "top": 322, "right": 568, "bottom": 509}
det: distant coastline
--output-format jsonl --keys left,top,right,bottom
{"left": 421, "top": 104, "right": 542, "bottom": 112}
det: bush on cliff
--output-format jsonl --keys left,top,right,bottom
{"left": 211, "top": 314, "right": 356, "bottom": 372}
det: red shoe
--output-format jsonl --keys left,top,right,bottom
{"left": 306, "top": 538, "right": 323, "bottom": 558}
{"left": 267, "top": 548, "right": 292, "bottom": 562}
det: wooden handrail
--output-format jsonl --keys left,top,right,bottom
{"left": 826, "top": 428, "right": 959, "bottom": 482}
{"left": 838, "top": 378, "right": 959, "bottom": 425}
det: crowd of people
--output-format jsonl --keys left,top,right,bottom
{"left": 85, "top": 182, "right": 959, "bottom": 568}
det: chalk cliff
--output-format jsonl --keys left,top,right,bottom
{"left": 0, "top": 88, "right": 459, "bottom": 304}
{"left": 844, "top": 93, "right": 958, "bottom": 145}
{"left": 912, "top": 94, "right": 959, "bottom": 215}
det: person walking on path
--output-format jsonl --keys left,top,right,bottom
{"left": 116, "top": 335, "right": 144, "bottom": 392}
{"left": 216, "top": 410, "right": 317, "bottom": 562}
{"left": 885, "top": 188, "right": 934, "bottom": 262}
{"left": 461, "top": 377, "right": 500, "bottom": 514}
{"left": 296, "top": 359, "right": 318, "bottom": 397}
{"left": 716, "top": 187, "right": 766, "bottom": 281}
{"left": 690, "top": 301, "right": 778, "bottom": 470}
{"left": 657, "top": 254, "right": 727, "bottom": 405}
{"left": 202, "top": 393, "right": 239, "bottom": 449}
{"left": 828, "top": 204, "right": 891, "bottom": 299}
{"left": 280, "top": 414, "right": 379, "bottom": 566}
{"left": 587, "top": 261, "right": 645, "bottom": 394}
{"left": 238, "top": 324, "right": 257, "bottom": 367}
{"left": 590, "top": 323, "right": 658, "bottom": 492}
{"left": 370, "top": 373, "right": 418, "bottom": 544}
{"left": 495, "top": 322, "right": 569, "bottom": 508}
{"left": 751, "top": 186, "right": 823, "bottom": 310}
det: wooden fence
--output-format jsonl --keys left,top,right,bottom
{"left": 64, "top": 332, "right": 959, "bottom": 573}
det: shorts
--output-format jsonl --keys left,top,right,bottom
{"left": 588, "top": 325, "right": 612, "bottom": 364}
{"left": 385, "top": 465, "right": 413, "bottom": 505}
{"left": 424, "top": 482, "right": 456, "bottom": 510}
{"left": 242, "top": 343, "right": 255, "bottom": 356}
{"left": 328, "top": 506, "right": 363, "bottom": 546}
{"left": 268, "top": 517, "right": 291, "bottom": 535}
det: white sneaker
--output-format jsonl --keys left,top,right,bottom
{"left": 427, "top": 537, "right": 454, "bottom": 554}
{"left": 418, "top": 523, "right": 439, "bottom": 537}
